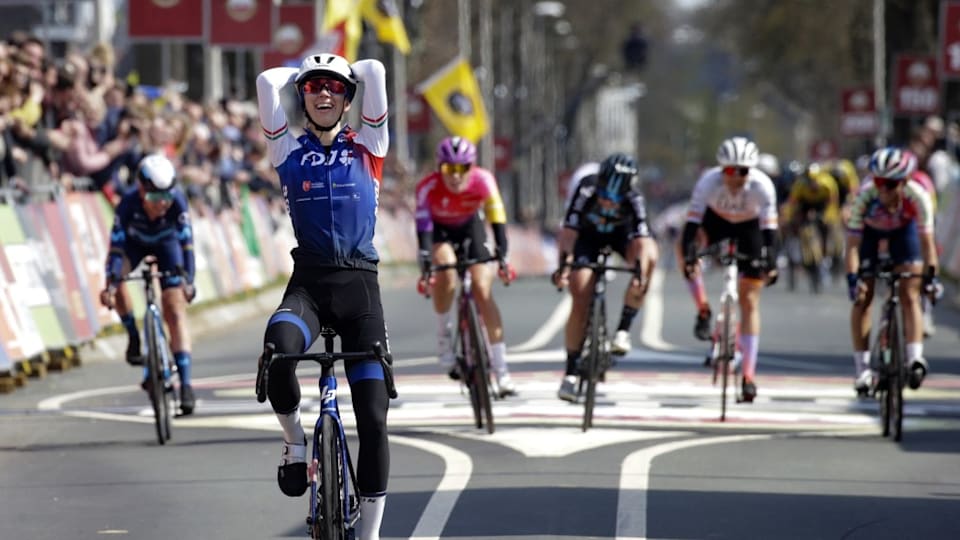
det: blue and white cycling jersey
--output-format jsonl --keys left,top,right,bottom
{"left": 256, "top": 60, "right": 389, "bottom": 271}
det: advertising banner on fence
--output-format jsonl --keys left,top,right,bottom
{"left": 128, "top": 0, "right": 204, "bottom": 40}
{"left": 209, "top": 0, "right": 274, "bottom": 47}
{"left": 892, "top": 54, "right": 940, "bottom": 116}
{"left": 840, "top": 87, "right": 879, "bottom": 137}
{"left": 64, "top": 193, "right": 115, "bottom": 328}
{"left": 0, "top": 242, "right": 44, "bottom": 361}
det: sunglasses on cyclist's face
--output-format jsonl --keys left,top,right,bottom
{"left": 722, "top": 166, "right": 750, "bottom": 177}
{"left": 874, "top": 177, "right": 903, "bottom": 190}
{"left": 144, "top": 190, "right": 174, "bottom": 203}
{"left": 302, "top": 77, "right": 348, "bottom": 96}
{"left": 440, "top": 162, "right": 472, "bottom": 175}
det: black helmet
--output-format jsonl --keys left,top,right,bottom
{"left": 598, "top": 153, "right": 640, "bottom": 197}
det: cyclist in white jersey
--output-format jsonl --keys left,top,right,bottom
{"left": 680, "top": 137, "right": 779, "bottom": 402}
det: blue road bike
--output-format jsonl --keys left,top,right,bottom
{"left": 256, "top": 328, "right": 397, "bottom": 539}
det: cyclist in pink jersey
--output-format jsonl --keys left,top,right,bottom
{"left": 414, "top": 136, "right": 517, "bottom": 396}
{"left": 845, "top": 147, "right": 941, "bottom": 396}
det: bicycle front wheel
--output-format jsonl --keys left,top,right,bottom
{"left": 583, "top": 297, "right": 605, "bottom": 432}
{"left": 467, "top": 300, "right": 495, "bottom": 434}
{"left": 889, "top": 305, "right": 905, "bottom": 442}
{"left": 719, "top": 297, "right": 734, "bottom": 422}
{"left": 145, "top": 311, "right": 170, "bottom": 444}
{"left": 314, "top": 415, "right": 346, "bottom": 540}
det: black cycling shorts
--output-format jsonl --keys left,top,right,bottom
{"left": 432, "top": 214, "right": 492, "bottom": 260}
{"left": 700, "top": 208, "right": 764, "bottom": 279}
{"left": 572, "top": 229, "right": 631, "bottom": 264}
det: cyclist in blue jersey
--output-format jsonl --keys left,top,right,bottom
{"left": 255, "top": 52, "right": 392, "bottom": 540}
{"left": 99, "top": 153, "right": 197, "bottom": 415}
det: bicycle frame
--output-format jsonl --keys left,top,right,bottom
{"left": 565, "top": 246, "right": 642, "bottom": 431}
{"left": 426, "top": 254, "right": 502, "bottom": 433}
{"left": 698, "top": 239, "right": 753, "bottom": 421}
{"left": 865, "top": 265, "right": 919, "bottom": 442}
{"left": 118, "top": 259, "right": 179, "bottom": 444}
{"left": 255, "top": 335, "right": 396, "bottom": 538}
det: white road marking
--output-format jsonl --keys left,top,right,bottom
{"left": 616, "top": 433, "right": 774, "bottom": 540}
{"left": 391, "top": 435, "right": 473, "bottom": 540}
{"left": 508, "top": 294, "right": 571, "bottom": 353}
{"left": 443, "top": 426, "right": 691, "bottom": 457}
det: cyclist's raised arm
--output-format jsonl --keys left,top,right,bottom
{"left": 255, "top": 66, "right": 299, "bottom": 167}
{"left": 352, "top": 59, "right": 389, "bottom": 159}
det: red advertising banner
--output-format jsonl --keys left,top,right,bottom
{"left": 261, "top": 4, "right": 315, "bottom": 69}
{"left": 892, "top": 54, "right": 940, "bottom": 116}
{"left": 128, "top": 0, "right": 203, "bottom": 40}
{"left": 839, "top": 87, "right": 878, "bottom": 137}
{"left": 494, "top": 137, "right": 513, "bottom": 172}
{"left": 407, "top": 91, "right": 431, "bottom": 134}
{"left": 940, "top": 1, "right": 960, "bottom": 79}
{"left": 209, "top": 0, "right": 274, "bottom": 47}
{"left": 809, "top": 139, "right": 838, "bottom": 161}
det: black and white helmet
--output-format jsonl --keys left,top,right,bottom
{"left": 294, "top": 53, "right": 358, "bottom": 100}
{"left": 137, "top": 153, "right": 176, "bottom": 192}
{"left": 716, "top": 137, "right": 760, "bottom": 168}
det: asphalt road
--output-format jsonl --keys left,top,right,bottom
{"left": 2, "top": 267, "right": 960, "bottom": 539}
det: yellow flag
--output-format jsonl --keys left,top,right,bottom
{"left": 417, "top": 58, "right": 489, "bottom": 143}
{"left": 323, "top": 0, "right": 363, "bottom": 61}
{"left": 360, "top": 0, "right": 411, "bottom": 54}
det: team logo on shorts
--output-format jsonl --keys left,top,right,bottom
{"left": 302, "top": 180, "right": 312, "bottom": 192}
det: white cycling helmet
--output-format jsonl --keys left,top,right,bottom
{"left": 137, "top": 153, "right": 176, "bottom": 192}
{"left": 756, "top": 153, "right": 781, "bottom": 177}
{"left": 716, "top": 137, "right": 760, "bottom": 168}
{"left": 869, "top": 146, "right": 915, "bottom": 180}
{"left": 294, "top": 53, "right": 358, "bottom": 100}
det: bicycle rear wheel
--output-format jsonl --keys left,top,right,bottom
{"left": 719, "top": 297, "right": 734, "bottom": 422}
{"left": 889, "top": 305, "right": 905, "bottom": 442}
{"left": 467, "top": 300, "right": 495, "bottom": 434}
{"left": 145, "top": 311, "right": 171, "bottom": 444}
{"left": 583, "top": 297, "right": 605, "bottom": 432}
{"left": 313, "top": 415, "right": 346, "bottom": 540}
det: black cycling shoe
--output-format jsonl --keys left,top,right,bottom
{"left": 694, "top": 308, "right": 712, "bottom": 341}
{"left": 125, "top": 336, "right": 144, "bottom": 366}
{"left": 740, "top": 378, "right": 757, "bottom": 403}
{"left": 448, "top": 365, "right": 461, "bottom": 381}
{"left": 278, "top": 438, "right": 308, "bottom": 497}
{"left": 179, "top": 384, "right": 195, "bottom": 415}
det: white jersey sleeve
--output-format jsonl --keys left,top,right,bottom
{"left": 256, "top": 67, "right": 301, "bottom": 168}
{"left": 352, "top": 59, "right": 389, "bottom": 158}
{"left": 685, "top": 167, "right": 721, "bottom": 225}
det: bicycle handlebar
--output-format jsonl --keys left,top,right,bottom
{"left": 419, "top": 255, "right": 512, "bottom": 298}
{"left": 255, "top": 341, "right": 398, "bottom": 403}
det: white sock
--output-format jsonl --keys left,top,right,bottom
{"left": 853, "top": 350, "right": 870, "bottom": 373}
{"left": 490, "top": 341, "right": 507, "bottom": 375}
{"left": 906, "top": 342, "right": 923, "bottom": 362}
{"left": 358, "top": 494, "right": 385, "bottom": 540}
{"left": 738, "top": 334, "right": 759, "bottom": 379}
{"left": 276, "top": 408, "right": 305, "bottom": 444}
{"left": 437, "top": 310, "right": 452, "bottom": 335}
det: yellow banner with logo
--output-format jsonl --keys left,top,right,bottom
{"left": 361, "top": 0, "right": 411, "bottom": 54}
{"left": 417, "top": 58, "right": 489, "bottom": 143}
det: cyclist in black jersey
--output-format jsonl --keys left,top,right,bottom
{"left": 552, "top": 153, "right": 658, "bottom": 401}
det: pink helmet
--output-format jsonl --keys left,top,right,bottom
{"left": 436, "top": 136, "right": 476, "bottom": 165}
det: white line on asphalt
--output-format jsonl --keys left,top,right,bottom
{"left": 391, "top": 435, "right": 473, "bottom": 540}
{"left": 639, "top": 269, "right": 675, "bottom": 352}
{"left": 616, "top": 433, "right": 774, "bottom": 540}
{"left": 508, "top": 294, "right": 571, "bottom": 353}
